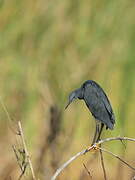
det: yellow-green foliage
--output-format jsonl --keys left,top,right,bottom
{"left": 0, "top": 0, "right": 135, "bottom": 179}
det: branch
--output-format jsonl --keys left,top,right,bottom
{"left": 98, "top": 147, "right": 135, "bottom": 171}
{"left": 51, "top": 148, "right": 92, "bottom": 180}
{"left": 83, "top": 163, "right": 92, "bottom": 179}
{"left": 99, "top": 149, "right": 107, "bottom": 180}
{"left": 12, "top": 145, "right": 24, "bottom": 173}
{"left": 0, "top": 98, "right": 36, "bottom": 179}
{"left": 18, "top": 121, "right": 36, "bottom": 180}
{"left": 51, "top": 137, "right": 135, "bottom": 180}
{"left": 98, "top": 137, "right": 135, "bottom": 144}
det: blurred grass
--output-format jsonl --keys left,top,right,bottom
{"left": 0, "top": 0, "right": 135, "bottom": 179}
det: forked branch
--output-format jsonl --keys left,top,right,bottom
{"left": 51, "top": 137, "right": 135, "bottom": 180}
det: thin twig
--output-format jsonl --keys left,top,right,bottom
{"left": 51, "top": 148, "right": 92, "bottom": 180}
{"left": 83, "top": 163, "right": 92, "bottom": 179}
{"left": 0, "top": 98, "right": 36, "bottom": 179}
{"left": 0, "top": 96, "right": 19, "bottom": 134}
{"left": 12, "top": 145, "right": 24, "bottom": 172}
{"left": 51, "top": 137, "right": 135, "bottom": 180}
{"left": 0, "top": 96, "right": 12, "bottom": 123}
{"left": 79, "top": 154, "right": 96, "bottom": 180}
{"left": 99, "top": 148, "right": 107, "bottom": 180}
{"left": 18, "top": 121, "right": 36, "bottom": 180}
{"left": 12, "top": 144, "right": 28, "bottom": 180}
{"left": 98, "top": 147, "right": 135, "bottom": 171}
{"left": 18, "top": 162, "right": 28, "bottom": 180}
{"left": 98, "top": 137, "right": 135, "bottom": 144}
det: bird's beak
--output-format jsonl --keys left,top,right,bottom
{"left": 65, "top": 101, "right": 71, "bottom": 109}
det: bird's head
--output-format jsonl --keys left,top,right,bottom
{"left": 65, "top": 88, "right": 83, "bottom": 109}
{"left": 65, "top": 91, "right": 77, "bottom": 109}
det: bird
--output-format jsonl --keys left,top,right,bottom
{"left": 65, "top": 80, "right": 115, "bottom": 145}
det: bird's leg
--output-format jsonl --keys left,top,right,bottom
{"left": 96, "top": 123, "right": 104, "bottom": 143}
{"left": 91, "top": 123, "right": 99, "bottom": 145}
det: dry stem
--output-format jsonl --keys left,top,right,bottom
{"left": 18, "top": 121, "right": 36, "bottom": 180}
{"left": 99, "top": 147, "right": 135, "bottom": 171}
{"left": 99, "top": 148, "right": 107, "bottom": 180}
{"left": 83, "top": 163, "right": 92, "bottom": 179}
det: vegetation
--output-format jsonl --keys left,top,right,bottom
{"left": 0, "top": 0, "right": 135, "bottom": 179}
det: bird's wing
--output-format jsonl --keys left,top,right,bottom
{"left": 94, "top": 84, "right": 115, "bottom": 124}
{"left": 83, "top": 81, "right": 115, "bottom": 125}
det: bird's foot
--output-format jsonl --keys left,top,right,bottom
{"left": 84, "top": 143, "right": 100, "bottom": 154}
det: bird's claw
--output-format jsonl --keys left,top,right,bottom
{"left": 84, "top": 143, "right": 100, "bottom": 154}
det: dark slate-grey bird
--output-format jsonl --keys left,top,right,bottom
{"left": 65, "top": 80, "right": 115, "bottom": 144}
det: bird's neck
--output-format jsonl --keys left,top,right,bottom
{"left": 76, "top": 88, "right": 84, "bottom": 100}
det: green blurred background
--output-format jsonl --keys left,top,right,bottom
{"left": 0, "top": 0, "right": 135, "bottom": 179}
